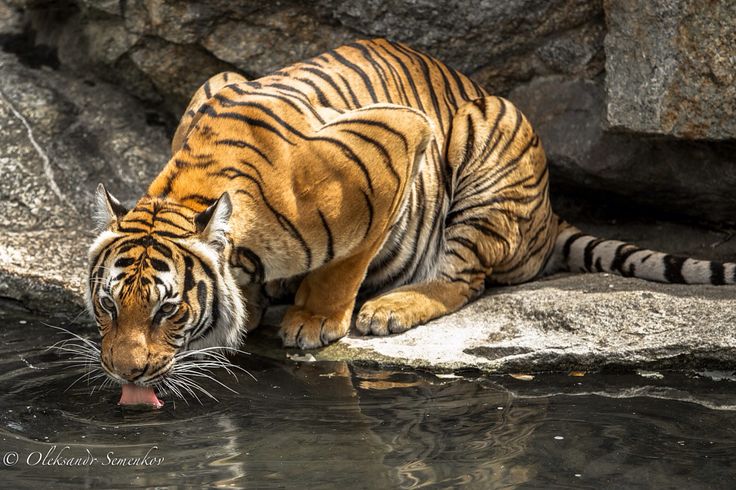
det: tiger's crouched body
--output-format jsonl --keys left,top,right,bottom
{"left": 88, "top": 39, "right": 736, "bottom": 384}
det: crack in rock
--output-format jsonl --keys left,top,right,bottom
{"left": 0, "top": 87, "right": 77, "bottom": 213}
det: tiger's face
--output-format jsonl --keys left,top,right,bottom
{"left": 86, "top": 185, "right": 246, "bottom": 386}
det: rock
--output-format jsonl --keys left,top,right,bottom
{"left": 126, "top": 37, "right": 233, "bottom": 115}
{"left": 604, "top": 0, "right": 736, "bottom": 139}
{"left": 0, "top": 0, "right": 22, "bottom": 36}
{"left": 0, "top": 50, "right": 170, "bottom": 314}
{"left": 252, "top": 273, "right": 736, "bottom": 373}
{"left": 16, "top": 0, "right": 605, "bottom": 112}
{"left": 201, "top": 6, "right": 357, "bottom": 78}
{"left": 509, "top": 77, "right": 736, "bottom": 224}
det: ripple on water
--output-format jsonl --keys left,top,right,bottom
{"left": 1, "top": 307, "right": 736, "bottom": 488}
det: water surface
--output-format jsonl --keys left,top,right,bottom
{"left": 1, "top": 304, "right": 734, "bottom": 488}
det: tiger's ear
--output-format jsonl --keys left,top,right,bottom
{"left": 195, "top": 192, "right": 232, "bottom": 251}
{"left": 94, "top": 183, "right": 128, "bottom": 230}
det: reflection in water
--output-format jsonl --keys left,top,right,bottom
{"left": 1, "top": 305, "right": 735, "bottom": 488}
{"left": 350, "top": 369, "right": 541, "bottom": 487}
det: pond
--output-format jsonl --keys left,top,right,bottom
{"left": 1, "top": 302, "right": 735, "bottom": 488}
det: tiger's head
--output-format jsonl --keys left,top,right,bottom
{"left": 86, "top": 184, "right": 246, "bottom": 386}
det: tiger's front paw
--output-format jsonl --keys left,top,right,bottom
{"left": 355, "top": 293, "right": 426, "bottom": 336}
{"left": 279, "top": 306, "right": 350, "bottom": 349}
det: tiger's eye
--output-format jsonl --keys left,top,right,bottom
{"left": 159, "top": 303, "right": 178, "bottom": 316}
{"left": 99, "top": 296, "right": 115, "bottom": 312}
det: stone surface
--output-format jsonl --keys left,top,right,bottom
{"left": 0, "top": 50, "right": 170, "bottom": 314}
{"left": 604, "top": 0, "right": 736, "bottom": 140}
{"left": 298, "top": 273, "right": 736, "bottom": 373}
{"left": 17, "top": 0, "right": 605, "bottom": 113}
{"left": 509, "top": 77, "right": 736, "bottom": 224}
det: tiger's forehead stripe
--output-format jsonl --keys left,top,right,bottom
{"left": 119, "top": 199, "right": 197, "bottom": 236}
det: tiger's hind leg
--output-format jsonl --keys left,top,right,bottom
{"left": 355, "top": 273, "right": 487, "bottom": 336}
{"left": 357, "top": 96, "right": 553, "bottom": 335}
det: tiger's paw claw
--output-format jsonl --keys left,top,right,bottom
{"left": 355, "top": 295, "right": 421, "bottom": 336}
{"left": 279, "top": 307, "right": 349, "bottom": 349}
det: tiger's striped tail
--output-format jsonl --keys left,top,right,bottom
{"left": 543, "top": 220, "right": 736, "bottom": 285}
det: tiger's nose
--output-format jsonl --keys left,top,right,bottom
{"left": 108, "top": 335, "right": 149, "bottom": 381}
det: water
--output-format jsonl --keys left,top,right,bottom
{"left": 1, "top": 303, "right": 735, "bottom": 489}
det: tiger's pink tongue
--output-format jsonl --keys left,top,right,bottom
{"left": 118, "top": 384, "right": 164, "bottom": 408}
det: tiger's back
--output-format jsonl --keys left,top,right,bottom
{"left": 159, "top": 39, "right": 556, "bottom": 295}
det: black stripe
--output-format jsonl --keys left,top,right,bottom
{"left": 295, "top": 76, "right": 332, "bottom": 106}
{"left": 710, "top": 261, "right": 726, "bottom": 285}
{"left": 361, "top": 190, "right": 374, "bottom": 240}
{"left": 583, "top": 238, "right": 605, "bottom": 272}
{"left": 153, "top": 230, "right": 191, "bottom": 239}
{"left": 213, "top": 95, "right": 310, "bottom": 137}
{"left": 562, "top": 233, "right": 585, "bottom": 262}
{"left": 233, "top": 246, "right": 265, "bottom": 283}
{"left": 391, "top": 42, "right": 446, "bottom": 134}
{"left": 379, "top": 42, "right": 426, "bottom": 112}
{"left": 365, "top": 42, "right": 409, "bottom": 104}
{"left": 234, "top": 184, "right": 312, "bottom": 270}
{"left": 326, "top": 48, "right": 378, "bottom": 103}
{"left": 456, "top": 99, "right": 506, "bottom": 187}
{"left": 610, "top": 244, "right": 641, "bottom": 277}
{"left": 269, "top": 83, "right": 328, "bottom": 123}
{"left": 663, "top": 255, "right": 687, "bottom": 283}
{"left": 337, "top": 73, "right": 361, "bottom": 107}
{"left": 451, "top": 217, "right": 511, "bottom": 250}
{"left": 214, "top": 139, "right": 273, "bottom": 166}
{"left": 183, "top": 255, "right": 196, "bottom": 292}
{"left": 447, "top": 236, "right": 491, "bottom": 269}
{"left": 150, "top": 258, "right": 170, "bottom": 272}
{"left": 348, "top": 42, "right": 393, "bottom": 102}
{"left": 116, "top": 226, "right": 148, "bottom": 234}
{"left": 311, "top": 136, "right": 374, "bottom": 193}
{"left": 321, "top": 117, "right": 409, "bottom": 151}
{"left": 114, "top": 257, "right": 135, "bottom": 268}
{"left": 205, "top": 107, "right": 295, "bottom": 145}
{"left": 300, "top": 67, "right": 351, "bottom": 107}
{"left": 229, "top": 83, "right": 326, "bottom": 122}
{"left": 342, "top": 129, "right": 400, "bottom": 185}
{"left": 317, "top": 210, "right": 335, "bottom": 264}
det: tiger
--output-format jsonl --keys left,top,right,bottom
{"left": 87, "top": 38, "right": 736, "bottom": 396}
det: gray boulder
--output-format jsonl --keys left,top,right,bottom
{"left": 604, "top": 0, "right": 736, "bottom": 140}
{"left": 509, "top": 77, "right": 736, "bottom": 224}
{"left": 17, "top": 0, "right": 605, "bottom": 113}
{"left": 307, "top": 273, "right": 736, "bottom": 373}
